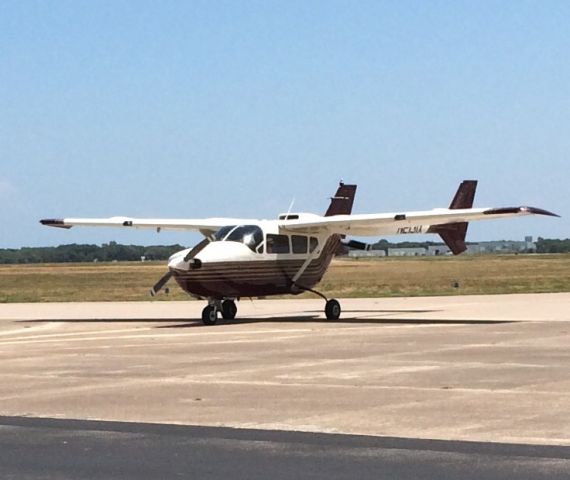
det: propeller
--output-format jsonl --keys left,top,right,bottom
{"left": 149, "top": 271, "right": 172, "bottom": 297}
{"left": 149, "top": 238, "right": 211, "bottom": 297}
{"left": 184, "top": 238, "right": 210, "bottom": 262}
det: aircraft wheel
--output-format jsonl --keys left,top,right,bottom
{"left": 202, "top": 305, "right": 218, "bottom": 325}
{"left": 325, "top": 299, "right": 341, "bottom": 320}
{"left": 221, "top": 300, "right": 237, "bottom": 320}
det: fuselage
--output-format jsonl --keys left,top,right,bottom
{"left": 168, "top": 218, "right": 340, "bottom": 299}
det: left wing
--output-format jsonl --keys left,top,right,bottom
{"left": 279, "top": 206, "right": 558, "bottom": 237}
{"left": 40, "top": 217, "right": 256, "bottom": 237}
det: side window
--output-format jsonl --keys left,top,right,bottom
{"left": 292, "top": 235, "right": 308, "bottom": 254}
{"left": 266, "top": 234, "right": 290, "bottom": 254}
{"left": 309, "top": 237, "right": 318, "bottom": 253}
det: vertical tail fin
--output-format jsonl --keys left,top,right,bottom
{"left": 428, "top": 180, "right": 478, "bottom": 255}
{"left": 449, "top": 180, "right": 477, "bottom": 210}
{"left": 325, "top": 182, "right": 357, "bottom": 217}
{"left": 324, "top": 182, "right": 357, "bottom": 256}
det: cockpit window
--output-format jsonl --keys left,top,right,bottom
{"left": 213, "top": 225, "right": 264, "bottom": 253}
{"left": 214, "top": 225, "right": 237, "bottom": 241}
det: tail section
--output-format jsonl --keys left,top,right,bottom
{"left": 449, "top": 180, "right": 477, "bottom": 210}
{"left": 325, "top": 182, "right": 357, "bottom": 217}
{"left": 428, "top": 180, "right": 478, "bottom": 255}
{"left": 325, "top": 181, "right": 357, "bottom": 256}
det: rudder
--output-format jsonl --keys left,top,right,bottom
{"left": 325, "top": 182, "right": 357, "bottom": 217}
{"left": 428, "top": 180, "right": 478, "bottom": 255}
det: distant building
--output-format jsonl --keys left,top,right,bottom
{"left": 466, "top": 244, "right": 485, "bottom": 255}
{"left": 348, "top": 249, "right": 386, "bottom": 258}
{"left": 470, "top": 238, "right": 536, "bottom": 254}
{"left": 345, "top": 236, "right": 537, "bottom": 258}
{"left": 387, "top": 247, "right": 427, "bottom": 257}
{"left": 427, "top": 245, "right": 451, "bottom": 256}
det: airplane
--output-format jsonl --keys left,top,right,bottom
{"left": 41, "top": 180, "right": 558, "bottom": 325}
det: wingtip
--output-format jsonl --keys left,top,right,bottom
{"left": 40, "top": 219, "right": 72, "bottom": 229}
{"left": 520, "top": 207, "right": 560, "bottom": 218}
{"left": 484, "top": 207, "right": 560, "bottom": 218}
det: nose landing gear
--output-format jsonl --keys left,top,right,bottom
{"left": 201, "top": 305, "right": 218, "bottom": 325}
{"left": 201, "top": 299, "right": 238, "bottom": 325}
{"left": 221, "top": 299, "right": 237, "bottom": 320}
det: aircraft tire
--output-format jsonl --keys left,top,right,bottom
{"left": 202, "top": 305, "right": 218, "bottom": 325}
{"left": 221, "top": 300, "right": 237, "bottom": 320}
{"left": 325, "top": 299, "right": 341, "bottom": 320}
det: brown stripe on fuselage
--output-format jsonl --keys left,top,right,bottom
{"left": 173, "top": 236, "right": 341, "bottom": 298}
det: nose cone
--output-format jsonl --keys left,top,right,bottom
{"left": 168, "top": 248, "right": 194, "bottom": 271}
{"left": 168, "top": 248, "right": 204, "bottom": 271}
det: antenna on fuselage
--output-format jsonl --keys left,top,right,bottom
{"left": 286, "top": 197, "right": 296, "bottom": 216}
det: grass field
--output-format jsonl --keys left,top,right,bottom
{"left": 1, "top": 254, "right": 569, "bottom": 303}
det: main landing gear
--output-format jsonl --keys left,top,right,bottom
{"left": 200, "top": 293, "right": 341, "bottom": 325}
{"left": 292, "top": 283, "right": 342, "bottom": 320}
{"left": 201, "top": 299, "right": 237, "bottom": 325}
{"left": 324, "top": 298, "right": 341, "bottom": 320}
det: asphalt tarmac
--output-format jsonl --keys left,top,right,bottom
{"left": 1, "top": 416, "right": 569, "bottom": 480}
{"left": 0, "top": 293, "right": 569, "bottom": 478}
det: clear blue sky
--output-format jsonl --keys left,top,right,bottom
{"left": 1, "top": 0, "right": 568, "bottom": 248}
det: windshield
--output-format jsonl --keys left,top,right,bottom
{"left": 213, "top": 225, "right": 264, "bottom": 253}
{"left": 213, "top": 225, "right": 236, "bottom": 241}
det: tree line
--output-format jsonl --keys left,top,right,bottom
{"left": 370, "top": 238, "right": 570, "bottom": 254}
{"left": 0, "top": 242, "right": 186, "bottom": 264}
{"left": 535, "top": 238, "right": 570, "bottom": 254}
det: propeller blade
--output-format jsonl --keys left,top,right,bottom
{"left": 150, "top": 271, "right": 172, "bottom": 297}
{"left": 184, "top": 238, "right": 210, "bottom": 262}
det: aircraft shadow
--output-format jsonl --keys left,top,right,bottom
{"left": 308, "top": 309, "right": 441, "bottom": 314}
{"left": 20, "top": 314, "right": 518, "bottom": 328}
{"left": 17, "top": 309, "right": 439, "bottom": 326}
{"left": 158, "top": 316, "right": 518, "bottom": 328}
{"left": 20, "top": 318, "right": 201, "bottom": 324}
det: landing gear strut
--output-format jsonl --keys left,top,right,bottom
{"left": 292, "top": 282, "right": 342, "bottom": 320}
{"left": 201, "top": 298, "right": 238, "bottom": 325}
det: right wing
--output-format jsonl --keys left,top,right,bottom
{"left": 279, "top": 206, "right": 559, "bottom": 237}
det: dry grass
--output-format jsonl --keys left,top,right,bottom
{"left": 320, "top": 254, "right": 570, "bottom": 298}
{"left": 0, "top": 263, "right": 188, "bottom": 303}
{"left": 1, "top": 254, "right": 569, "bottom": 303}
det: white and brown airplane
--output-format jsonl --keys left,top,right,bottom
{"left": 41, "top": 180, "right": 558, "bottom": 325}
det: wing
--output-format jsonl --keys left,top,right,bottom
{"left": 279, "top": 206, "right": 559, "bottom": 237}
{"left": 40, "top": 216, "right": 257, "bottom": 237}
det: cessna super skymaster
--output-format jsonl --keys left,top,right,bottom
{"left": 41, "top": 180, "right": 558, "bottom": 325}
